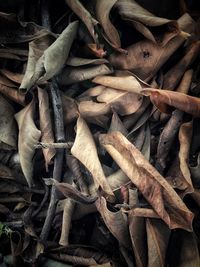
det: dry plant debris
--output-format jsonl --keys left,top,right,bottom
{"left": 0, "top": 0, "right": 199, "bottom": 266}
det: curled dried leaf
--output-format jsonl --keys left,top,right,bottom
{"left": 142, "top": 88, "right": 200, "bottom": 117}
{"left": 71, "top": 117, "right": 114, "bottom": 200}
{"left": 92, "top": 74, "right": 143, "bottom": 94}
{"left": 15, "top": 99, "right": 41, "bottom": 186}
{"left": 65, "top": 0, "right": 98, "bottom": 43}
{"left": 79, "top": 87, "right": 143, "bottom": 117}
{"left": 96, "top": 196, "right": 131, "bottom": 248}
{"left": 38, "top": 87, "right": 55, "bottom": 171}
{"left": 0, "top": 95, "right": 17, "bottom": 148}
{"left": 99, "top": 132, "right": 194, "bottom": 231}
{"left": 96, "top": 0, "right": 121, "bottom": 48}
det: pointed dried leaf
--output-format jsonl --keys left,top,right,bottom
{"left": 71, "top": 117, "right": 114, "bottom": 199}
{"left": 66, "top": 57, "right": 108, "bottom": 66}
{"left": 142, "top": 88, "right": 200, "bottom": 117}
{"left": 108, "top": 111, "right": 128, "bottom": 136}
{"left": 65, "top": 0, "right": 98, "bottom": 43}
{"left": 109, "top": 14, "right": 194, "bottom": 80}
{"left": 40, "top": 21, "right": 79, "bottom": 81}
{"left": 146, "top": 218, "right": 170, "bottom": 267}
{"left": 92, "top": 74, "right": 143, "bottom": 94}
{"left": 58, "top": 64, "right": 113, "bottom": 85}
{"left": 99, "top": 132, "right": 193, "bottom": 231}
{"left": 38, "top": 87, "right": 55, "bottom": 170}
{"left": 96, "top": 196, "right": 131, "bottom": 248}
{"left": 15, "top": 99, "right": 41, "bottom": 186}
{"left": 20, "top": 33, "right": 55, "bottom": 92}
{"left": 0, "top": 95, "right": 17, "bottom": 148}
{"left": 96, "top": 0, "right": 120, "bottom": 48}
{"left": 168, "top": 230, "right": 200, "bottom": 267}
{"left": 129, "top": 214, "right": 147, "bottom": 267}
{"left": 79, "top": 88, "right": 143, "bottom": 117}
{"left": 163, "top": 41, "right": 200, "bottom": 89}
{"left": 115, "top": 0, "right": 180, "bottom": 45}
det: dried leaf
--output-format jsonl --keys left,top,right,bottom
{"left": 66, "top": 57, "right": 108, "bottom": 66}
{"left": 0, "top": 95, "right": 17, "bottom": 148}
{"left": 59, "top": 198, "right": 75, "bottom": 246}
{"left": 58, "top": 64, "right": 113, "bottom": 85}
{"left": 96, "top": 0, "right": 120, "bottom": 48}
{"left": 142, "top": 88, "right": 200, "bottom": 117}
{"left": 129, "top": 214, "right": 147, "bottom": 267}
{"left": 50, "top": 179, "right": 97, "bottom": 204}
{"left": 178, "top": 121, "right": 194, "bottom": 193}
{"left": 0, "top": 83, "right": 25, "bottom": 105}
{"left": 20, "top": 21, "right": 78, "bottom": 92}
{"left": 156, "top": 109, "right": 183, "bottom": 173}
{"left": 163, "top": 41, "right": 200, "bottom": 89}
{"left": 115, "top": 0, "right": 181, "bottom": 46}
{"left": 168, "top": 230, "right": 200, "bottom": 267}
{"left": 92, "top": 74, "right": 143, "bottom": 94}
{"left": 62, "top": 94, "right": 79, "bottom": 124}
{"left": 65, "top": 0, "right": 98, "bottom": 43}
{"left": 79, "top": 88, "right": 143, "bottom": 117}
{"left": 38, "top": 87, "right": 55, "bottom": 170}
{"left": 0, "top": 69, "right": 23, "bottom": 84}
{"left": 109, "top": 14, "right": 194, "bottom": 80}
{"left": 108, "top": 111, "right": 128, "bottom": 136}
{"left": 146, "top": 218, "right": 170, "bottom": 267}
{"left": 20, "top": 33, "right": 55, "bottom": 93}
{"left": 15, "top": 99, "right": 41, "bottom": 186}
{"left": 40, "top": 21, "right": 79, "bottom": 81}
{"left": 190, "top": 153, "right": 200, "bottom": 187}
{"left": 71, "top": 117, "right": 114, "bottom": 199}
{"left": 0, "top": 12, "right": 50, "bottom": 44}
{"left": 99, "top": 132, "right": 193, "bottom": 231}
{"left": 96, "top": 196, "right": 131, "bottom": 248}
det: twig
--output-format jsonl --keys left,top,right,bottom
{"left": 35, "top": 142, "right": 73, "bottom": 149}
{"left": 40, "top": 80, "right": 65, "bottom": 241}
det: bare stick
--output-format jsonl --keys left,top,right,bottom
{"left": 35, "top": 142, "right": 73, "bottom": 149}
{"left": 40, "top": 80, "right": 65, "bottom": 241}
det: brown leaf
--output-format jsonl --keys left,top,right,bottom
{"left": 163, "top": 41, "right": 200, "bottom": 89}
{"left": 155, "top": 109, "right": 183, "bottom": 173}
{"left": 99, "top": 132, "right": 193, "bottom": 231}
{"left": 146, "top": 218, "right": 170, "bottom": 267}
{"left": 71, "top": 117, "right": 114, "bottom": 200}
{"left": 0, "top": 95, "right": 17, "bottom": 148}
{"left": 190, "top": 153, "right": 200, "bottom": 187}
{"left": 96, "top": 196, "right": 131, "bottom": 248}
{"left": 129, "top": 214, "right": 147, "bottom": 267}
{"left": 20, "top": 33, "right": 55, "bottom": 93}
{"left": 66, "top": 57, "right": 108, "bottom": 66}
{"left": 109, "top": 14, "right": 194, "bottom": 81}
{"left": 49, "top": 179, "right": 97, "bottom": 204}
{"left": 167, "top": 230, "right": 200, "bottom": 267}
{"left": 15, "top": 99, "right": 41, "bottom": 186}
{"left": 108, "top": 111, "right": 128, "bottom": 136}
{"left": 96, "top": 0, "right": 121, "bottom": 48}
{"left": 142, "top": 88, "right": 200, "bottom": 117}
{"left": 61, "top": 94, "right": 79, "bottom": 124}
{"left": 58, "top": 64, "right": 113, "bottom": 85}
{"left": 38, "top": 87, "right": 55, "bottom": 171}
{"left": 92, "top": 73, "right": 143, "bottom": 94}
{"left": 65, "top": 0, "right": 98, "bottom": 43}
{"left": 114, "top": 0, "right": 180, "bottom": 45}
{"left": 0, "top": 12, "right": 50, "bottom": 44}
{"left": 79, "top": 87, "right": 143, "bottom": 117}
{"left": 0, "top": 83, "right": 25, "bottom": 105}
{"left": 0, "top": 69, "right": 23, "bottom": 84}
{"left": 178, "top": 121, "right": 194, "bottom": 193}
